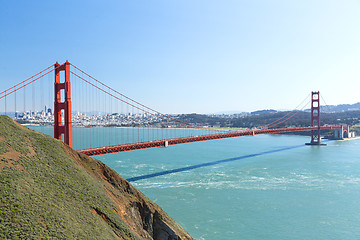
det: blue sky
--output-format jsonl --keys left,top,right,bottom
{"left": 1, "top": 0, "right": 359, "bottom": 113}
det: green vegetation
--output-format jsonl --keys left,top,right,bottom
{"left": 0, "top": 116, "right": 192, "bottom": 240}
{"left": 351, "top": 124, "right": 360, "bottom": 134}
{"left": 0, "top": 116, "right": 134, "bottom": 239}
{"left": 178, "top": 111, "right": 360, "bottom": 134}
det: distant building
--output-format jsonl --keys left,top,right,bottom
{"left": 333, "top": 125, "right": 356, "bottom": 139}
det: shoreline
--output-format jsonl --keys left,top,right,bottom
{"left": 337, "top": 136, "right": 360, "bottom": 141}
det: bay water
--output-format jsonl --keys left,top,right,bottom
{"left": 30, "top": 126, "right": 360, "bottom": 239}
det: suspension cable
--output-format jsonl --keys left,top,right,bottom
{"left": 70, "top": 63, "right": 226, "bottom": 132}
{"left": 0, "top": 64, "right": 54, "bottom": 96}
{"left": 70, "top": 70, "right": 225, "bottom": 133}
{"left": 320, "top": 95, "right": 330, "bottom": 113}
{"left": 259, "top": 93, "right": 310, "bottom": 129}
{"left": 0, "top": 65, "right": 62, "bottom": 100}
{"left": 267, "top": 100, "right": 310, "bottom": 128}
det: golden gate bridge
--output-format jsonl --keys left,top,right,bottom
{"left": 0, "top": 61, "right": 345, "bottom": 156}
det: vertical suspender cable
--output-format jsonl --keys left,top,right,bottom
{"left": 162, "top": 116, "right": 164, "bottom": 140}
{"left": 48, "top": 72, "right": 51, "bottom": 137}
{"left": 92, "top": 75, "right": 95, "bottom": 148}
{"left": 76, "top": 74, "right": 80, "bottom": 148}
{"left": 32, "top": 83, "right": 35, "bottom": 120}
{"left": 147, "top": 110, "right": 150, "bottom": 142}
{"left": 151, "top": 115, "right": 153, "bottom": 141}
{"left": 4, "top": 90, "right": 6, "bottom": 116}
{"left": 108, "top": 88, "right": 113, "bottom": 146}
{"left": 73, "top": 70, "right": 76, "bottom": 149}
{"left": 165, "top": 116, "right": 168, "bottom": 140}
{"left": 97, "top": 80, "right": 100, "bottom": 147}
{"left": 85, "top": 71, "right": 89, "bottom": 148}
{"left": 92, "top": 74, "right": 94, "bottom": 148}
{"left": 121, "top": 94, "right": 123, "bottom": 144}
{"left": 142, "top": 110, "right": 144, "bottom": 142}
{"left": 41, "top": 73, "right": 44, "bottom": 132}
{"left": 83, "top": 74, "right": 85, "bottom": 147}
{"left": 116, "top": 91, "right": 119, "bottom": 145}
{"left": 23, "top": 86, "right": 26, "bottom": 115}
{"left": 137, "top": 108, "right": 140, "bottom": 143}
{"left": 14, "top": 91, "right": 16, "bottom": 121}
{"left": 90, "top": 76, "right": 93, "bottom": 148}
{"left": 132, "top": 104, "right": 134, "bottom": 143}
{"left": 103, "top": 84, "right": 106, "bottom": 146}
{"left": 126, "top": 103, "right": 129, "bottom": 144}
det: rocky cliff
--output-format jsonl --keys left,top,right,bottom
{"left": 0, "top": 116, "right": 193, "bottom": 240}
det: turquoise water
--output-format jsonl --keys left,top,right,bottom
{"left": 30, "top": 126, "right": 360, "bottom": 239}
{"left": 29, "top": 125, "right": 210, "bottom": 149}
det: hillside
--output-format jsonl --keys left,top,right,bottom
{"left": 0, "top": 116, "right": 193, "bottom": 240}
{"left": 320, "top": 102, "right": 360, "bottom": 113}
{"left": 177, "top": 110, "right": 360, "bottom": 132}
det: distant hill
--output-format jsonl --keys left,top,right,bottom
{"left": 177, "top": 110, "right": 360, "bottom": 134}
{"left": 320, "top": 102, "right": 360, "bottom": 113}
{"left": 0, "top": 116, "right": 193, "bottom": 240}
{"left": 211, "top": 102, "right": 360, "bottom": 116}
{"left": 250, "top": 109, "right": 277, "bottom": 115}
{"left": 212, "top": 110, "right": 247, "bottom": 115}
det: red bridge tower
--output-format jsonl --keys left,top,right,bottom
{"left": 54, "top": 61, "right": 73, "bottom": 148}
{"left": 306, "top": 91, "right": 325, "bottom": 145}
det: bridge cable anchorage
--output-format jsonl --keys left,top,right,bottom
{"left": 70, "top": 64, "right": 226, "bottom": 133}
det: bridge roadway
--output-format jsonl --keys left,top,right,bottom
{"left": 78, "top": 126, "right": 341, "bottom": 156}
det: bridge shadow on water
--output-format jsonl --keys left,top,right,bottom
{"left": 126, "top": 141, "right": 330, "bottom": 182}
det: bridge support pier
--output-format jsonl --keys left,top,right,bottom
{"left": 54, "top": 61, "right": 73, "bottom": 148}
{"left": 333, "top": 125, "right": 350, "bottom": 140}
{"left": 306, "top": 91, "right": 326, "bottom": 146}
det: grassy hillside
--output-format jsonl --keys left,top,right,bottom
{"left": 0, "top": 115, "right": 193, "bottom": 240}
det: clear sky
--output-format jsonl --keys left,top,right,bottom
{"left": 1, "top": 0, "right": 359, "bottom": 114}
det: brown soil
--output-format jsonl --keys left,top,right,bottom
{"left": 0, "top": 146, "right": 28, "bottom": 173}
